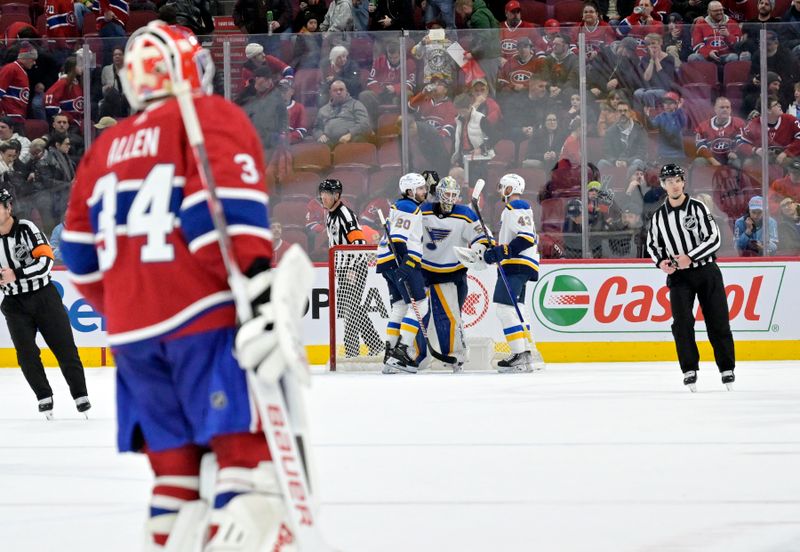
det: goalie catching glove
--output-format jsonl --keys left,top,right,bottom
{"left": 235, "top": 244, "right": 313, "bottom": 386}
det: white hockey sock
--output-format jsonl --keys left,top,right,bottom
{"left": 386, "top": 300, "right": 406, "bottom": 348}
{"left": 399, "top": 298, "right": 428, "bottom": 347}
{"left": 497, "top": 304, "right": 529, "bottom": 354}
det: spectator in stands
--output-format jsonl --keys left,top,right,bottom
{"left": 502, "top": 75, "right": 555, "bottom": 143}
{"left": 620, "top": 159, "right": 648, "bottom": 216}
{"left": 523, "top": 112, "right": 567, "bottom": 168}
{"left": 634, "top": 33, "right": 676, "bottom": 107}
{"left": 497, "top": 37, "right": 543, "bottom": 99}
{"left": 96, "top": 0, "right": 129, "bottom": 65}
{"left": 643, "top": 91, "right": 687, "bottom": 162}
{"left": 688, "top": 1, "right": 744, "bottom": 63}
{"left": 93, "top": 116, "right": 117, "bottom": 139}
{"left": 43, "top": 0, "right": 80, "bottom": 52}
{"left": 558, "top": 116, "right": 582, "bottom": 167}
{"left": 425, "top": 0, "right": 456, "bottom": 28}
{"left": 574, "top": 1, "right": 616, "bottom": 60}
{"left": 358, "top": 40, "right": 415, "bottom": 129}
{"left": 0, "top": 117, "right": 31, "bottom": 163}
{"left": 241, "top": 43, "right": 294, "bottom": 95}
{"left": 663, "top": 13, "right": 692, "bottom": 66}
{"left": 233, "top": 0, "right": 292, "bottom": 35}
{"left": 607, "top": 197, "right": 647, "bottom": 258}
{"left": 545, "top": 33, "right": 579, "bottom": 106}
{"left": 533, "top": 19, "right": 566, "bottom": 58}
{"left": 51, "top": 114, "right": 84, "bottom": 164}
{"left": 319, "top": 45, "right": 362, "bottom": 106}
{"left": 0, "top": 43, "right": 37, "bottom": 126}
{"left": 411, "top": 25, "right": 459, "bottom": 86}
{"left": 454, "top": 0, "right": 503, "bottom": 95}
{"left": 39, "top": 132, "right": 75, "bottom": 224}
{"left": 597, "top": 90, "right": 633, "bottom": 137}
{"left": 370, "top": 0, "right": 414, "bottom": 30}
{"left": 169, "top": 0, "right": 215, "bottom": 35}
{"left": 742, "top": 71, "right": 783, "bottom": 119}
{"left": 722, "top": 0, "right": 757, "bottom": 22}
{"left": 271, "top": 222, "right": 291, "bottom": 263}
{"left": 499, "top": 0, "right": 536, "bottom": 61}
{"left": 292, "top": 10, "right": 323, "bottom": 69}
{"left": 587, "top": 38, "right": 642, "bottom": 101}
{"left": 0, "top": 141, "right": 21, "bottom": 178}
{"left": 788, "top": 82, "right": 800, "bottom": 118}
{"left": 694, "top": 96, "right": 746, "bottom": 166}
{"left": 314, "top": 80, "right": 371, "bottom": 145}
{"left": 408, "top": 75, "right": 456, "bottom": 175}
{"left": 776, "top": 197, "right": 800, "bottom": 254}
{"left": 617, "top": 0, "right": 664, "bottom": 55}
{"left": 779, "top": 0, "right": 800, "bottom": 55}
{"left": 734, "top": 195, "right": 778, "bottom": 255}
{"left": 769, "top": 157, "right": 800, "bottom": 211}
{"left": 241, "top": 66, "right": 289, "bottom": 152}
{"left": 294, "top": 0, "right": 327, "bottom": 32}
{"left": 562, "top": 198, "right": 585, "bottom": 258}
{"left": 736, "top": 0, "right": 781, "bottom": 58}
{"left": 469, "top": 77, "right": 501, "bottom": 131}
{"left": 99, "top": 47, "right": 130, "bottom": 119}
{"left": 671, "top": 0, "right": 711, "bottom": 24}
{"left": 736, "top": 95, "right": 800, "bottom": 167}
{"left": 746, "top": 31, "right": 800, "bottom": 109}
{"left": 45, "top": 56, "right": 84, "bottom": 130}
{"left": 319, "top": 0, "right": 355, "bottom": 33}
{"left": 598, "top": 98, "right": 647, "bottom": 170}
{"left": 1, "top": 139, "right": 41, "bottom": 224}
{"left": 282, "top": 81, "right": 308, "bottom": 145}
{"left": 26, "top": 138, "right": 54, "bottom": 233}
{"left": 566, "top": 93, "right": 582, "bottom": 125}
{"left": 451, "top": 93, "right": 495, "bottom": 183}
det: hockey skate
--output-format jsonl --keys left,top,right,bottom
{"left": 528, "top": 348, "right": 546, "bottom": 371}
{"left": 75, "top": 396, "right": 91, "bottom": 418}
{"left": 383, "top": 343, "right": 418, "bottom": 374}
{"left": 497, "top": 351, "right": 534, "bottom": 373}
{"left": 38, "top": 397, "right": 54, "bottom": 420}
{"left": 683, "top": 370, "right": 698, "bottom": 393}
{"left": 721, "top": 370, "right": 735, "bottom": 391}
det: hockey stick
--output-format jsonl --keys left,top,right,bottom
{"left": 470, "top": 179, "right": 535, "bottom": 349}
{"left": 377, "top": 209, "right": 459, "bottom": 365}
{"left": 174, "top": 82, "right": 330, "bottom": 550}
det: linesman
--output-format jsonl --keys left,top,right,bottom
{"left": 0, "top": 189, "right": 90, "bottom": 417}
{"left": 646, "top": 164, "right": 736, "bottom": 392}
{"left": 319, "top": 178, "right": 384, "bottom": 359}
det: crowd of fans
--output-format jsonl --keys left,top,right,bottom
{"left": 1, "top": 0, "right": 800, "bottom": 261}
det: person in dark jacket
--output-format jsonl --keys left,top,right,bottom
{"left": 240, "top": 66, "right": 289, "bottom": 153}
{"left": 233, "top": 0, "right": 292, "bottom": 34}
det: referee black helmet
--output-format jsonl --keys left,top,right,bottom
{"left": 659, "top": 164, "right": 685, "bottom": 188}
{"left": 0, "top": 188, "right": 12, "bottom": 207}
{"left": 318, "top": 178, "right": 343, "bottom": 196}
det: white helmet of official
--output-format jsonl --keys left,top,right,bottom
{"left": 399, "top": 172, "right": 427, "bottom": 198}
{"left": 498, "top": 173, "right": 525, "bottom": 201}
{"left": 436, "top": 176, "right": 461, "bottom": 213}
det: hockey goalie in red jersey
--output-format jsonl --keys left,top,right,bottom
{"left": 61, "top": 21, "right": 311, "bottom": 551}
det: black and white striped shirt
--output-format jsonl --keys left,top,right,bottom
{"left": 326, "top": 202, "right": 366, "bottom": 247}
{"left": 0, "top": 218, "right": 53, "bottom": 295}
{"left": 647, "top": 194, "right": 721, "bottom": 269}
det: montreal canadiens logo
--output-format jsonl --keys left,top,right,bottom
{"left": 537, "top": 274, "right": 590, "bottom": 326}
{"left": 74, "top": 96, "right": 85, "bottom": 113}
{"left": 463, "top": 274, "right": 489, "bottom": 328}
{"left": 683, "top": 214, "right": 698, "bottom": 230}
{"left": 20, "top": 87, "right": 29, "bottom": 103}
{"left": 500, "top": 39, "right": 517, "bottom": 52}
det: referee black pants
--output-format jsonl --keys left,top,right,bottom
{"left": 667, "top": 262, "right": 736, "bottom": 374}
{"left": 1, "top": 283, "right": 87, "bottom": 401}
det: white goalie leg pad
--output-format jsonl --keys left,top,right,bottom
{"left": 205, "top": 461, "right": 296, "bottom": 552}
{"left": 430, "top": 283, "right": 467, "bottom": 365}
{"left": 143, "top": 500, "right": 209, "bottom": 552}
{"left": 496, "top": 304, "right": 528, "bottom": 354}
{"left": 387, "top": 299, "right": 407, "bottom": 348}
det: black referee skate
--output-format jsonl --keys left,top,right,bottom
{"left": 75, "top": 396, "right": 91, "bottom": 418}
{"left": 38, "top": 397, "right": 54, "bottom": 420}
{"left": 683, "top": 370, "right": 698, "bottom": 393}
{"left": 497, "top": 352, "right": 533, "bottom": 373}
{"left": 383, "top": 343, "right": 418, "bottom": 374}
{"left": 721, "top": 370, "right": 735, "bottom": 391}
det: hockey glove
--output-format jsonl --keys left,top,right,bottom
{"left": 483, "top": 244, "right": 509, "bottom": 265}
{"left": 395, "top": 258, "right": 415, "bottom": 284}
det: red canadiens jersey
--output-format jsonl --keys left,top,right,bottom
{"left": 286, "top": 99, "right": 308, "bottom": 144}
{"left": 694, "top": 116, "right": 745, "bottom": 162}
{"left": 721, "top": 0, "right": 757, "bottom": 22}
{"left": 45, "top": 77, "right": 84, "bottom": 126}
{"left": 366, "top": 55, "right": 416, "bottom": 95}
{"left": 93, "top": 0, "right": 129, "bottom": 29}
{"left": 737, "top": 114, "right": 800, "bottom": 157}
{"left": 45, "top": 0, "right": 80, "bottom": 40}
{"left": 691, "top": 17, "right": 742, "bottom": 58}
{"left": 499, "top": 21, "right": 537, "bottom": 60}
{"left": 410, "top": 97, "right": 457, "bottom": 137}
{"left": 60, "top": 95, "right": 272, "bottom": 347}
{"left": 572, "top": 22, "right": 617, "bottom": 56}
{"left": 0, "top": 61, "right": 30, "bottom": 120}
{"left": 497, "top": 54, "right": 547, "bottom": 90}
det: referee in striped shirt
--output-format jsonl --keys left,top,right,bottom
{"left": 319, "top": 178, "right": 383, "bottom": 358}
{"left": 0, "top": 189, "right": 90, "bottom": 417}
{"left": 646, "top": 164, "right": 736, "bottom": 392}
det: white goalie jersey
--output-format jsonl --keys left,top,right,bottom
{"left": 420, "top": 203, "right": 487, "bottom": 284}
{"left": 498, "top": 199, "right": 540, "bottom": 277}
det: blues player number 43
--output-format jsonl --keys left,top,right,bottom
{"left": 93, "top": 154, "right": 259, "bottom": 271}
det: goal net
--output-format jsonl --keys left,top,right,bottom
{"left": 328, "top": 245, "right": 513, "bottom": 372}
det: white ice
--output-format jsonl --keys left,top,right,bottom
{"left": 1, "top": 362, "right": 799, "bottom": 552}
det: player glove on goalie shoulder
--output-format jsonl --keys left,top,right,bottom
{"left": 483, "top": 244, "right": 509, "bottom": 265}
{"left": 235, "top": 267, "right": 309, "bottom": 385}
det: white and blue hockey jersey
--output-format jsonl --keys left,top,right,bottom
{"left": 376, "top": 197, "right": 423, "bottom": 273}
{"left": 420, "top": 202, "right": 487, "bottom": 284}
{"left": 497, "top": 199, "right": 540, "bottom": 278}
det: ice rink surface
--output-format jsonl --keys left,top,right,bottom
{"left": 1, "top": 362, "right": 799, "bottom": 552}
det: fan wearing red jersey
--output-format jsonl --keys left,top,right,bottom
{"left": 61, "top": 22, "right": 301, "bottom": 552}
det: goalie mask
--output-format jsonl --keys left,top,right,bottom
{"left": 436, "top": 176, "right": 461, "bottom": 213}
{"left": 399, "top": 172, "right": 427, "bottom": 199}
{"left": 122, "top": 21, "right": 215, "bottom": 111}
{"left": 498, "top": 173, "right": 525, "bottom": 201}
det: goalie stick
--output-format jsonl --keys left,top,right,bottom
{"left": 377, "top": 209, "right": 459, "bottom": 365}
{"left": 174, "top": 81, "right": 330, "bottom": 551}
{"left": 470, "top": 179, "right": 535, "bottom": 349}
